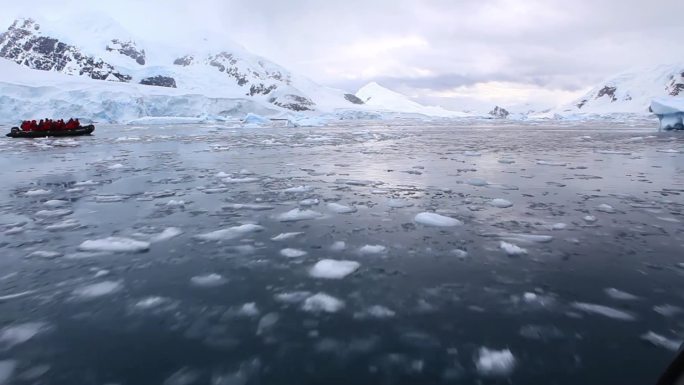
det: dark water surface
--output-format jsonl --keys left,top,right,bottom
{"left": 0, "top": 120, "right": 682, "bottom": 385}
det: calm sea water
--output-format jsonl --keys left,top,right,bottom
{"left": 0, "top": 120, "right": 682, "bottom": 385}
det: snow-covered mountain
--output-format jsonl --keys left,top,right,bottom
{"left": 356, "top": 82, "right": 471, "bottom": 118}
{"left": 558, "top": 63, "right": 684, "bottom": 115}
{"left": 0, "top": 16, "right": 366, "bottom": 122}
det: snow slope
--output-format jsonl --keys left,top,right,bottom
{"left": 356, "top": 82, "right": 471, "bottom": 118}
{"left": 558, "top": 63, "right": 684, "bottom": 115}
{"left": 0, "top": 16, "right": 365, "bottom": 122}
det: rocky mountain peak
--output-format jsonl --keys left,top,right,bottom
{"left": 0, "top": 17, "right": 131, "bottom": 82}
{"left": 489, "top": 106, "right": 510, "bottom": 119}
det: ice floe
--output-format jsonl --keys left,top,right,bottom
{"left": 134, "top": 296, "right": 171, "bottom": 309}
{"left": 150, "top": 227, "right": 183, "bottom": 242}
{"left": 604, "top": 288, "right": 639, "bottom": 301}
{"left": 596, "top": 204, "right": 616, "bottom": 213}
{"left": 475, "top": 347, "right": 516, "bottom": 377}
{"left": 641, "top": 331, "right": 683, "bottom": 352}
{"left": 327, "top": 202, "right": 356, "bottom": 214}
{"left": 79, "top": 237, "right": 150, "bottom": 253}
{"left": 26, "top": 251, "right": 62, "bottom": 259}
{"left": 222, "top": 203, "right": 274, "bottom": 211}
{"left": 0, "top": 322, "right": 50, "bottom": 348}
{"left": 274, "top": 291, "right": 312, "bottom": 304}
{"left": 222, "top": 177, "right": 259, "bottom": 183}
{"left": 490, "top": 198, "right": 513, "bottom": 208}
{"left": 387, "top": 199, "right": 413, "bottom": 208}
{"left": 571, "top": 302, "right": 635, "bottom": 321}
{"left": 359, "top": 245, "right": 387, "bottom": 254}
{"left": 256, "top": 313, "right": 279, "bottom": 335}
{"left": 271, "top": 232, "right": 303, "bottom": 241}
{"left": 500, "top": 241, "right": 527, "bottom": 256}
{"left": 302, "top": 293, "right": 345, "bottom": 313}
{"left": 309, "top": 259, "right": 360, "bottom": 279}
{"left": 536, "top": 160, "right": 567, "bottom": 166}
{"left": 35, "top": 209, "right": 72, "bottom": 218}
{"left": 43, "top": 200, "right": 68, "bottom": 207}
{"left": 24, "top": 189, "right": 51, "bottom": 197}
{"left": 275, "top": 208, "right": 322, "bottom": 222}
{"left": 190, "top": 274, "right": 227, "bottom": 287}
{"left": 236, "top": 303, "right": 260, "bottom": 317}
{"left": 194, "top": 224, "right": 264, "bottom": 241}
{"left": 354, "top": 305, "right": 396, "bottom": 319}
{"left": 466, "top": 178, "right": 489, "bottom": 187}
{"left": 414, "top": 212, "right": 462, "bottom": 227}
{"left": 72, "top": 281, "right": 123, "bottom": 299}
{"left": 330, "top": 241, "right": 346, "bottom": 251}
{"left": 280, "top": 248, "right": 307, "bottom": 258}
{"left": 282, "top": 185, "right": 314, "bottom": 193}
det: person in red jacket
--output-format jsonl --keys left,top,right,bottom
{"left": 74, "top": 118, "right": 80, "bottom": 128}
{"left": 30, "top": 120, "right": 37, "bottom": 131}
{"left": 20, "top": 121, "right": 29, "bottom": 131}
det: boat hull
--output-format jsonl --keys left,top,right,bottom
{"left": 6, "top": 125, "right": 95, "bottom": 138}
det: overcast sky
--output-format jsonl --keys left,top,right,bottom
{"left": 2, "top": 0, "right": 683, "bottom": 109}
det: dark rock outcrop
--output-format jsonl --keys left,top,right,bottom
{"left": 488, "top": 106, "right": 510, "bottom": 119}
{"left": 344, "top": 93, "right": 364, "bottom": 105}
{"left": 173, "top": 55, "right": 194, "bottom": 66}
{"left": 269, "top": 94, "right": 315, "bottom": 111}
{"left": 139, "top": 75, "right": 177, "bottom": 88}
{"left": 106, "top": 39, "right": 145, "bottom": 65}
{"left": 576, "top": 99, "right": 588, "bottom": 109}
{"left": 667, "top": 71, "right": 684, "bottom": 96}
{"left": 596, "top": 86, "right": 617, "bottom": 101}
{"left": 0, "top": 18, "right": 131, "bottom": 82}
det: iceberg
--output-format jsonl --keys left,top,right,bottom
{"left": 651, "top": 98, "right": 684, "bottom": 131}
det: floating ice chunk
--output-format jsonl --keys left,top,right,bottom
{"left": 499, "top": 233, "right": 553, "bottom": 244}
{"left": 571, "top": 302, "right": 635, "bottom": 321}
{"left": 166, "top": 200, "right": 186, "bottom": 207}
{"left": 299, "top": 198, "right": 320, "bottom": 206}
{"left": 150, "top": 227, "right": 183, "bottom": 242}
{"left": 43, "top": 200, "right": 68, "bottom": 207}
{"left": 256, "top": 313, "right": 279, "bottom": 335}
{"left": 0, "top": 360, "right": 16, "bottom": 385}
{"left": 222, "top": 177, "right": 259, "bottom": 183}
{"left": 35, "top": 209, "right": 72, "bottom": 218}
{"left": 355, "top": 305, "right": 396, "bottom": 319}
{"left": 598, "top": 150, "right": 631, "bottom": 155}
{"left": 94, "top": 195, "right": 128, "bottom": 203}
{"left": 194, "top": 224, "right": 264, "bottom": 241}
{"left": 359, "top": 245, "right": 387, "bottom": 254}
{"left": 45, "top": 219, "right": 81, "bottom": 231}
{"left": 464, "top": 151, "right": 481, "bottom": 157}
{"left": 190, "top": 274, "right": 227, "bottom": 287}
{"left": 302, "top": 293, "right": 345, "bottom": 313}
{"left": 0, "top": 322, "right": 50, "bottom": 348}
{"left": 500, "top": 241, "right": 527, "bottom": 256}
{"left": 280, "top": 248, "right": 307, "bottom": 258}
{"left": 309, "top": 259, "right": 360, "bottom": 279}
{"left": 335, "top": 178, "right": 374, "bottom": 186}
{"left": 73, "top": 281, "right": 123, "bottom": 299}
{"left": 657, "top": 149, "right": 681, "bottom": 154}
{"left": 596, "top": 204, "right": 616, "bottom": 213}
{"left": 414, "top": 212, "right": 462, "bottom": 227}
{"left": 282, "top": 185, "right": 314, "bottom": 193}
{"left": 654, "top": 304, "right": 683, "bottom": 317}
{"left": 490, "top": 199, "right": 513, "bottom": 208}
{"left": 222, "top": 203, "right": 274, "bottom": 211}
{"left": 275, "top": 208, "right": 322, "bottom": 222}
{"left": 604, "top": 288, "right": 639, "bottom": 301}
{"left": 108, "top": 163, "right": 125, "bottom": 170}
{"left": 135, "top": 296, "right": 170, "bottom": 309}
{"left": 467, "top": 178, "right": 489, "bottom": 187}
{"left": 327, "top": 202, "right": 356, "bottom": 214}
{"left": 641, "top": 331, "right": 683, "bottom": 352}
{"left": 24, "top": 189, "right": 51, "bottom": 197}
{"left": 583, "top": 215, "right": 597, "bottom": 223}
{"left": 330, "top": 241, "right": 346, "bottom": 251}
{"left": 475, "top": 348, "right": 516, "bottom": 377}
{"left": 536, "top": 160, "right": 567, "bottom": 166}
{"left": 79, "top": 237, "right": 150, "bottom": 253}
{"left": 26, "top": 251, "right": 61, "bottom": 259}
{"left": 237, "top": 302, "right": 260, "bottom": 317}
{"left": 452, "top": 249, "right": 468, "bottom": 258}
{"left": 274, "top": 291, "right": 312, "bottom": 304}
{"left": 551, "top": 223, "right": 567, "bottom": 230}
{"left": 387, "top": 199, "right": 413, "bottom": 208}
{"left": 271, "top": 232, "right": 303, "bottom": 241}
{"left": 74, "top": 180, "right": 99, "bottom": 186}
